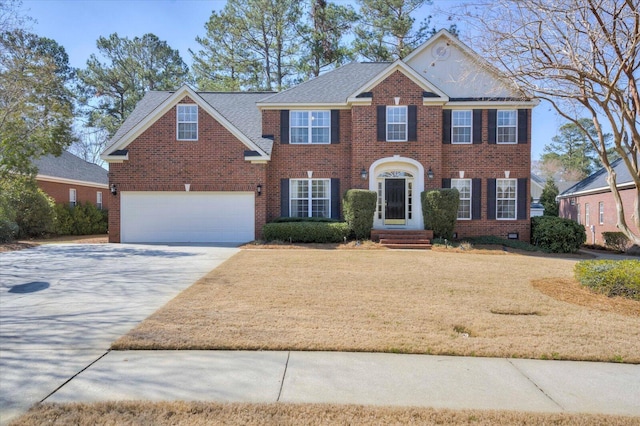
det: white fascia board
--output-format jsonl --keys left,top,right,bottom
{"left": 37, "top": 174, "right": 109, "bottom": 189}
{"left": 558, "top": 182, "right": 636, "bottom": 198}
{"left": 445, "top": 100, "right": 539, "bottom": 108}
{"left": 257, "top": 103, "right": 350, "bottom": 110}
{"left": 101, "top": 152, "right": 129, "bottom": 162}
{"left": 104, "top": 85, "right": 269, "bottom": 158}
{"left": 347, "top": 60, "right": 449, "bottom": 101}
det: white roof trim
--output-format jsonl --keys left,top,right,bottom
{"left": 445, "top": 100, "right": 539, "bottom": 108}
{"left": 37, "top": 174, "right": 109, "bottom": 189}
{"left": 101, "top": 85, "right": 269, "bottom": 161}
{"left": 346, "top": 60, "right": 449, "bottom": 103}
{"left": 558, "top": 182, "right": 636, "bottom": 198}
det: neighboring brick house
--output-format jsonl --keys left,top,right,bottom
{"left": 33, "top": 150, "right": 109, "bottom": 210}
{"left": 102, "top": 30, "right": 537, "bottom": 244}
{"left": 558, "top": 157, "right": 639, "bottom": 246}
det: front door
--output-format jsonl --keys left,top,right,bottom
{"left": 385, "top": 178, "right": 406, "bottom": 225}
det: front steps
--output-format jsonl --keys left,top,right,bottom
{"left": 370, "top": 229, "right": 433, "bottom": 250}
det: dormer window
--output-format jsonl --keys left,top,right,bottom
{"left": 177, "top": 104, "right": 198, "bottom": 140}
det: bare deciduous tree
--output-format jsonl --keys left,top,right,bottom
{"left": 462, "top": 0, "right": 639, "bottom": 244}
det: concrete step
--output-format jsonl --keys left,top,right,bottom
{"left": 381, "top": 243, "right": 432, "bottom": 250}
{"left": 380, "top": 238, "right": 431, "bottom": 245}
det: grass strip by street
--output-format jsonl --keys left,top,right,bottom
{"left": 11, "top": 402, "right": 640, "bottom": 426}
{"left": 113, "top": 249, "right": 640, "bottom": 363}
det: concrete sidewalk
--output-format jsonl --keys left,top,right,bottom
{"left": 46, "top": 350, "right": 640, "bottom": 417}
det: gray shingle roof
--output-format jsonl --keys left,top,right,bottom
{"left": 258, "top": 62, "right": 391, "bottom": 104}
{"left": 560, "top": 156, "right": 637, "bottom": 196}
{"left": 103, "top": 90, "right": 275, "bottom": 156}
{"left": 33, "top": 151, "right": 108, "bottom": 185}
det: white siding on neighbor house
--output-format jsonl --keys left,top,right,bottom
{"left": 120, "top": 191, "right": 254, "bottom": 243}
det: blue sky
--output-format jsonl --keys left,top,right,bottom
{"left": 20, "top": 0, "right": 561, "bottom": 160}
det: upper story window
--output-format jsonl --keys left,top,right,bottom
{"left": 177, "top": 104, "right": 198, "bottom": 140}
{"left": 386, "top": 106, "right": 407, "bottom": 141}
{"left": 451, "top": 179, "right": 471, "bottom": 220}
{"left": 69, "top": 188, "right": 77, "bottom": 207}
{"left": 96, "top": 192, "right": 103, "bottom": 210}
{"left": 290, "top": 179, "right": 331, "bottom": 218}
{"left": 290, "top": 111, "right": 330, "bottom": 144}
{"left": 497, "top": 110, "right": 517, "bottom": 144}
{"left": 452, "top": 110, "right": 472, "bottom": 144}
{"left": 496, "top": 178, "right": 516, "bottom": 220}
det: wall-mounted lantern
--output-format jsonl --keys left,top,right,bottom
{"left": 110, "top": 184, "right": 117, "bottom": 195}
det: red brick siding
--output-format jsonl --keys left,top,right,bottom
{"left": 108, "top": 96, "right": 267, "bottom": 243}
{"left": 37, "top": 180, "right": 109, "bottom": 210}
{"left": 559, "top": 187, "right": 639, "bottom": 245}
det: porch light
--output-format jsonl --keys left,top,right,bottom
{"left": 427, "top": 168, "right": 434, "bottom": 179}
{"left": 110, "top": 184, "right": 117, "bottom": 195}
{"left": 257, "top": 184, "right": 262, "bottom": 196}
{"left": 360, "top": 167, "right": 368, "bottom": 180}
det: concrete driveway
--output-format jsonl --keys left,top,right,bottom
{"left": 0, "top": 243, "right": 238, "bottom": 425}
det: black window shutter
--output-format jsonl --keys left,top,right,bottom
{"left": 330, "top": 178, "right": 340, "bottom": 219}
{"left": 488, "top": 109, "right": 497, "bottom": 144}
{"left": 331, "top": 110, "right": 340, "bottom": 144}
{"left": 472, "top": 178, "right": 481, "bottom": 220}
{"left": 280, "top": 110, "right": 289, "bottom": 144}
{"left": 473, "top": 109, "right": 482, "bottom": 144}
{"left": 442, "top": 178, "right": 451, "bottom": 188}
{"left": 517, "top": 178, "right": 528, "bottom": 219}
{"left": 408, "top": 105, "right": 417, "bottom": 141}
{"left": 518, "top": 109, "right": 528, "bottom": 144}
{"left": 377, "top": 105, "right": 386, "bottom": 141}
{"left": 442, "top": 109, "right": 451, "bottom": 144}
{"left": 487, "top": 178, "right": 496, "bottom": 219}
{"left": 280, "top": 179, "right": 290, "bottom": 217}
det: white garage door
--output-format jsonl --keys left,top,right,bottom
{"left": 121, "top": 192, "right": 255, "bottom": 243}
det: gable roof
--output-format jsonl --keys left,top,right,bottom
{"left": 559, "top": 157, "right": 637, "bottom": 197}
{"left": 33, "top": 151, "right": 108, "bottom": 186}
{"left": 257, "top": 62, "right": 390, "bottom": 106}
{"left": 102, "top": 86, "right": 275, "bottom": 161}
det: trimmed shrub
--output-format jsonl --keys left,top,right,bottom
{"left": 575, "top": 260, "right": 640, "bottom": 301}
{"left": 54, "top": 202, "right": 108, "bottom": 235}
{"left": 0, "top": 187, "right": 18, "bottom": 242}
{"left": 270, "top": 216, "right": 338, "bottom": 223}
{"left": 421, "top": 188, "right": 459, "bottom": 239}
{"left": 1, "top": 178, "right": 56, "bottom": 238}
{"left": 262, "top": 221, "right": 350, "bottom": 243}
{"left": 602, "top": 232, "right": 629, "bottom": 252}
{"left": 343, "top": 189, "right": 376, "bottom": 240}
{"left": 531, "top": 216, "right": 586, "bottom": 253}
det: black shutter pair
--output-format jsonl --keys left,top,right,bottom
{"left": 442, "top": 178, "right": 481, "bottom": 219}
{"left": 488, "top": 109, "right": 528, "bottom": 144}
{"left": 280, "top": 178, "right": 340, "bottom": 219}
{"left": 487, "top": 178, "right": 528, "bottom": 220}
{"left": 442, "top": 110, "right": 482, "bottom": 144}
{"left": 377, "top": 105, "right": 417, "bottom": 141}
{"left": 280, "top": 110, "right": 340, "bottom": 144}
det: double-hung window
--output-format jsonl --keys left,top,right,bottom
{"left": 177, "top": 105, "right": 198, "bottom": 140}
{"left": 69, "top": 188, "right": 77, "bottom": 207}
{"left": 599, "top": 202, "right": 604, "bottom": 224}
{"left": 290, "top": 111, "right": 330, "bottom": 144}
{"left": 452, "top": 110, "right": 472, "bottom": 144}
{"left": 497, "top": 110, "right": 517, "bottom": 144}
{"left": 585, "top": 203, "right": 590, "bottom": 226}
{"left": 451, "top": 179, "right": 472, "bottom": 220}
{"left": 96, "top": 192, "right": 103, "bottom": 210}
{"left": 290, "top": 179, "right": 330, "bottom": 218}
{"left": 496, "top": 179, "right": 517, "bottom": 220}
{"left": 386, "top": 106, "right": 407, "bottom": 141}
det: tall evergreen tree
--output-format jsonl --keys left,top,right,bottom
{"left": 77, "top": 33, "right": 189, "bottom": 137}
{"left": 540, "top": 178, "right": 559, "bottom": 217}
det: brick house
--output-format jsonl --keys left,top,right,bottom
{"left": 33, "top": 150, "right": 109, "bottom": 210}
{"left": 102, "top": 30, "right": 537, "bottom": 244}
{"left": 558, "top": 157, "right": 639, "bottom": 246}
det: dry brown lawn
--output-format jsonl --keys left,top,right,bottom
{"left": 0, "top": 234, "right": 108, "bottom": 252}
{"left": 12, "top": 402, "right": 640, "bottom": 426}
{"left": 113, "top": 249, "right": 640, "bottom": 363}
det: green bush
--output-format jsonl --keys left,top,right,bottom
{"left": 343, "top": 189, "right": 377, "bottom": 240}
{"left": 54, "top": 202, "right": 108, "bottom": 235}
{"left": 464, "top": 235, "right": 546, "bottom": 252}
{"left": 0, "top": 187, "right": 18, "bottom": 242}
{"left": 270, "top": 216, "right": 339, "bottom": 223}
{"left": 602, "top": 232, "right": 629, "bottom": 252}
{"left": 575, "top": 260, "right": 640, "bottom": 301}
{"left": 263, "top": 221, "right": 350, "bottom": 243}
{"left": 531, "top": 216, "right": 586, "bottom": 253}
{"left": 421, "top": 188, "right": 459, "bottom": 239}
{"left": 1, "top": 178, "right": 56, "bottom": 238}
